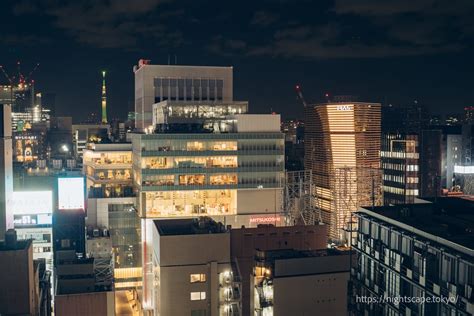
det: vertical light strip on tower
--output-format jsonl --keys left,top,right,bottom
{"left": 101, "top": 70, "right": 107, "bottom": 124}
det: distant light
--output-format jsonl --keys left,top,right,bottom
{"left": 61, "top": 144, "right": 69, "bottom": 152}
{"left": 102, "top": 70, "right": 106, "bottom": 76}
{"left": 325, "top": 93, "right": 329, "bottom": 97}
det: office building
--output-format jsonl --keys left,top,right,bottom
{"left": 352, "top": 197, "right": 473, "bottom": 315}
{"left": 281, "top": 119, "right": 304, "bottom": 171}
{"left": 53, "top": 177, "right": 86, "bottom": 257}
{"left": 149, "top": 217, "right": 241, "bottom": 315}
{"left": 231, "top": 224, "right": 328, "bottom": 315}
{"left": 133, "top": 59, "right": 233, "bottom": 130}
{"left": 48, "top": 116, "right": 73, "bottom": 159}
{"left": 465, "top": 106, "right": 474, "bottom": 124}
{"left": 252, "top": 248, "right": 350, "bottom": 316}
{"left": 82, "top": 142, "right": 140, "bottom": 289}
{"left": 381, "top": 133, "right": 420, "bottom": 204}
{"left": 442, "top": 127, "right": 462, "bottom": 191}
{"left": 0, "top": 104, "right": 14, "bottom": 237}
{"left": 13, "top": 130, "right": 48, "bottom": 164}
{"left": 71, "top": 123, "right": 110, "bottom": 161}
{"left": 304, "top": 102, "right": 382, "bottom": 240}
{"left": 83, "top": 142, "right": 134, "bottom": 198}
{"left": 0, "top": 230, "right": 37, "bottom": 315}
{"left": 12, "top": 190, "right": 54, "bottom": 269}
{"left": 131, "top": 113, "right": 284, "bottom": 226}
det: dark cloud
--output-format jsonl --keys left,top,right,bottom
{"left": 12, "top": 0, "right": 182, "bottom": 49}
{"left": 251, "top": 11, "right": 279, "bottom": 26}
{"left": 209, "top": 0, "right": 474, "bottom": 59}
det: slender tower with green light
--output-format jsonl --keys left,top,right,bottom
{"left": 101, "top": 70, "right": 107, "bottom": 124}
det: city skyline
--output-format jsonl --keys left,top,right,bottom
{"left": 1, "top": 0, "right": 473, "bottom": 121}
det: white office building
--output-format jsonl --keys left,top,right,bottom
{"left": 133, "top": 59, "right": 233, "bottom": 131}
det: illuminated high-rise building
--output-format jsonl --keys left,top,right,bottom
{"left": 101, "top": 71, "right": 107, "bottom": 124}
{"left": 304, "top": 102, "right": 382, "bottom": 240}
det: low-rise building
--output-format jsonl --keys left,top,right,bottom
{"left": 54, "top": 250, "right": 115, "bottom": 316}
{"left": 150, "top": 217, "right": 241, "bottom": 315}
{"left": 231, "top": 224, "right": 328, "bottom": 315}
{"left": 252, "top": 248, "right": 351, "bottom": 316}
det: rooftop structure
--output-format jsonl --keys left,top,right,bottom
{"left": 252, "top": 247, "right": 351, "bottom": 316}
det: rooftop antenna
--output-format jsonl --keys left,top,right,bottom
{"left": 167, "top": 55, "right": 170, "bottom": 65}
{"left": 175, "top": 54, "right": 177, "bottom": 65}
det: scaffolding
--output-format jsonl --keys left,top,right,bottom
{"left": 315, "top": 167, "right": 383, "bottom": 241}
{"left": 94, "top": 256, "right": 114, "bottom": 290}
{"left": 458, "top": 174, "right": 474, "bottom": 195}
{"left": 282, "top": 170, "right": 320, "bottom": 225}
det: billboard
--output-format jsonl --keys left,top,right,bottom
{"left": 12, "top": 191, "right": 53, "bottom": 215}
{"left": 58, "top": 177, "right": 85, "bottom": 210}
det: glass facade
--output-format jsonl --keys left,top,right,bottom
{"left": 132, "top": 133, "right": 284, "bottom": 217}
{"left": 154, "top": 77, "right": 224, "bottom": 103}
{"left": 108, "top": 203, "right": 142, "bottom": 289}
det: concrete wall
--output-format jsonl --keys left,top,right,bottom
{"left": 273, "top": 271, "right": 350, "bottom": 316}
{"left": 236, "top": 188, "right": 282, "bottom": 215}
{"left": 158, "top": 263, "right": 230, "bottom": 316}
{"left": 235, "top": 114, "right": 281, "bottom": 132}
{"left": 152, "top": 223, "right": 232, "bottom": 316}
{"left": 55, "top": 291, "right": 115, "bottom": 316}
{"left": 155, "top": 232, "right": 230, "bottom": 266}
{"left": 0, "top": 243, "right": 35, "bottom": 315}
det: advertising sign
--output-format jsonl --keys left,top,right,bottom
{"left": 12, "top": 191, "right": 53, "bottom": 215}
{"left": 58, "top": 177, "right": 85, "bottom": 210}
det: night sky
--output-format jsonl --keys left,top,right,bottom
{"left": 1, "top": 0, "right": 473, "bottom": 122}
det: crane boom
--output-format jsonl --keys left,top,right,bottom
{"left": 295, "top": 84, "right": 308, "bottom": 108}
{"left": 25, "top": 63, "right": 40, "bottom": 82}
{"left": 0, "top": 65, "right": 13, "bottom": 84}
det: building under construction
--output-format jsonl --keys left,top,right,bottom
{"left": 304, "top": 101, "right": 383, "bottom": 240}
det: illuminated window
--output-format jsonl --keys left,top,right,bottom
{"left": 190, "top": 291, "right": 206, "bottom": 301}
{"left": 179, "top": 174, "right": 205, "bottom": 185}
{"left": 190, "top": 274, "right": 206, "bottom": 283}
{"left": 187, "top": 141, "right": 204, "bottom": 151}
{"left": 209, "top": 174, "right": 237, "bottom": 185}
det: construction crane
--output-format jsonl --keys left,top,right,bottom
{"left": 295, "top": 84, "right": 308, "bottom": 108}
{"left": 0, "top": 61, "right": 40, "bottom": 86}
{"left": 295, "top": 84, "right": 332, "bottom": 107}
